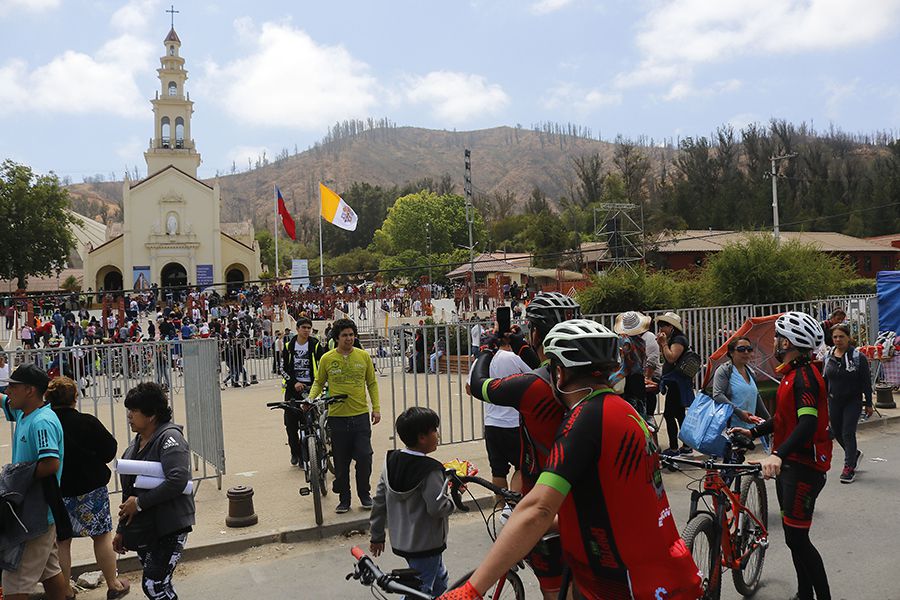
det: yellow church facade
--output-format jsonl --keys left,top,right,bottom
{"left": 83, "top": 27, "right": 260, "bottom": 293}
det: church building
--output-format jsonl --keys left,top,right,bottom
{"left": 83, "top": 26, "right": 260, "bottom": 293}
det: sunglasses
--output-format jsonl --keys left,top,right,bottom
{"left": 734, "top": 346, "right": 754, "bottom": 353}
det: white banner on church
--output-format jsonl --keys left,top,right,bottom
{"left": 291, "top": 259, "right": 309, "bottom": 291}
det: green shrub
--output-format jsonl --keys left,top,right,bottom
{"left": 839, "top": 278, "right": 876, "bottom": 295}
{"left": 577, "top": 267, "right": 679, "bottom": 314}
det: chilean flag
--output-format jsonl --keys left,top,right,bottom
{"left": 275, "top": 186, "right": 296, "bottom": 240}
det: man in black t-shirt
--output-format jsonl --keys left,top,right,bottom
{"left": 281, "top": 318, "right": 326, "bottom": 466}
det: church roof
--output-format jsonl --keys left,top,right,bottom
{"left": 221, "top": 222, "right": 254, "bottom": 239}
{"left": 131, "top": 164, "right": 213, "bottom": 190}
{"left": 221, "top": 231, "right": 254, "bottom": 251}
{"left": 165, "top": 27, "right": 181, "bottom": 43}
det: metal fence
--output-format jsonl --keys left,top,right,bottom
{"left": 379, "top": 296, "right": 873, "bottom": 447}
{"left": 2, "top": 339, "right": 226, "bottom": 491}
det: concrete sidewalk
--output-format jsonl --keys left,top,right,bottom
{"left": 70, "top": 378, "right": 900, "bottom": 575}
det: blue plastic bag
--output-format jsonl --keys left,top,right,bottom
{"left": 678, "top": 392, "right": 734, "bottom": 457}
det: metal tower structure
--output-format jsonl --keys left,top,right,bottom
{"left": 592, "top": 202, "right": 645, "bottom": 272}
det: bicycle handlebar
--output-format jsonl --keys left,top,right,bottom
{"left": 440, "top": 470, "right": 522, "bottom": 512}
{"left": 265, "top": 394, "right": 348, "bottom": 409}
{"left": 347, "top": 547, "right": 431, "bottom": 600}
{"left": 661, "top": 454, "right": 763, "bottom": 473}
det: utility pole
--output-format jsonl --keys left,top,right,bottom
{"left": 770, "top": 153, "right": 797, "bottom": 242}
{"left": 464, "top": 149, "right": 476, "bottom": 314}
{"left": 425, "top": 222, "right": 432, "bottom": 287}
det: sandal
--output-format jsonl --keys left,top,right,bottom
{"left": 107, "top": 578, "right": 131, "bottom": 599}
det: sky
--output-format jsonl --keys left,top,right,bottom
{"left": 1, "top": 0, "right": 899, "bottom": 181}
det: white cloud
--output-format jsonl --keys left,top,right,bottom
{"left": 541, "top": 83, "right": 621, "bottom": 112}
{"left": 0, "top": 0, "right": 158, "bottom": 117}
{"left": 405, "top": 71, "right": 509, "bottom": 123}
{"left": 227, "top": 146, "right": 272, "bottom": 169}
{"left": 618, "top": 0, "right": 900, "bottom": 88}
{"left": 662, "top": 78, "right": 742, "bottom": 101}
{"left": 0, "top": 0, "right": 60, "bottom": 16}
{"left": 529, "top": 0, "right": 573, "bottom": 15}
{"left": 199, "top": 21, "right": 378, "bottom": 129}
{"left": 116, "top": 137, "right": 145, "bottom": 162}
{"left": 727, "top": 112, "right": 762, "bottom": 132}
{"left": 824, "top": 79, "right": 859, "bottom": 120}
{"left": 110, "top": 0, "right": 160, "bottom": 31}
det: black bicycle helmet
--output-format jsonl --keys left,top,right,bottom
{"left": 525, "top": 292, "right": 581, "bottom": 336}
{"left": 543, "top": 319, "right": 620, "bottom": 369}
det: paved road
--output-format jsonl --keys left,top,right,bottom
{"left": 77, "top": 422, "right": 899, "bottom": 600}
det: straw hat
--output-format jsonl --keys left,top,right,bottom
{"left": 614, "top": 311, "right": 652, "bottom": 336}
{"left": 654, "top": 311, "right": 684, "bottom": 331}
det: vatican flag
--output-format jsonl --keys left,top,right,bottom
{"left": 319, "top": 183, "right": 358, "bottom": 231}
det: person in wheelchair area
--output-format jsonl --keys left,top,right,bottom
{"left": 281, "top": 317, "right": 326, "bottom": 466}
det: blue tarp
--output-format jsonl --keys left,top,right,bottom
{"left": 877, "top": 271, "right": 900, "bottom": 334}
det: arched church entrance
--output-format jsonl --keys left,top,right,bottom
{"left": 225, "top": 264, "right": 248, "bottom": 294}
{"left": 161, "top": 262, "right": 188, "bottom": 299}
{"left": 97, "top": 266, "right": 123, "bottom": 292}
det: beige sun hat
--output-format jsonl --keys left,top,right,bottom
{"left": 614, "top": 311, "right": 652, "bottom": 336}
{"left": 654, "top": 311, "right": 684, "bottom": 331}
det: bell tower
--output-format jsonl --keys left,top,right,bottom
{"left": 144, "top": 26, "right": 201, "bottom": 176}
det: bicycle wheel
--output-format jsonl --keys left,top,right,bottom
{"left": 449, "top": 569, "right": 525, "bottom": 600}
{"left": 732, "top": 474, "right": 768, "bottom": 596}
{"left": 682, "top": 513, "right": 721, "bottom": 600}
{"left": 318, "top": 438, "right": 329, "bottom": 497}
{"left": 307, "top": 436, "right": 324, "bottom": 526}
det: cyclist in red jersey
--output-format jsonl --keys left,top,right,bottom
{"left": 733, "top": 312, "right": 832, "bottom": 600}
{"left": 468, "top": 292, "right": 580, "bottom": 599}
{"left": 439, "top": 320, "right": 702, "bottom": 600}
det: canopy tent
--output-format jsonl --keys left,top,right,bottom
{"left": 701, "top": 314, "right": 782, "bottom": 390}
{"left": 877, "top": 271, "right": 900, "bottom": 334}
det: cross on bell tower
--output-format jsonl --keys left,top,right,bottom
{"left": 145, "top": 14, "right": 201, "bottom": 177}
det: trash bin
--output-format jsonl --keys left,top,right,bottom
{"left": 875, "top": 383, "right": 896, "bottom": 409}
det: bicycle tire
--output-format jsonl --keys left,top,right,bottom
{"left": 732, "top": 474, "right": 768, "bottom": 596}
{"left": 449, "top": 568, "right": 525, "bottom": 600}
{"left": 682, "top": 513, "right": 721, "bottom": 600}
{"left": 307, "top": 436, "right": 324, "bottom": 526}
{"left": 318, "top": 438, "right": 328, "bottom": 497}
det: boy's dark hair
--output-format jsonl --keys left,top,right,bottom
{"left": 396, "top": 406, "right": 440, "bottom": 448}
{"left": 296, "top": 317, "right": 312, "bottom": 328}
{"left": 332, "top": 318, "right": 357, "bottom": 338}
{"left": 124, "top": 382, "right": 173, "bottom": 423}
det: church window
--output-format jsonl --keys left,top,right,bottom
{"left": 168, "top": 81, "right": 177, "bottom": 96}
{"left": 175, "top": 117, "right": 184, "bottom": 148}
{"left": 161, "top": 117, "right": 171, "bottom": 148}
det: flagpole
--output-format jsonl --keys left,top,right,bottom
{"left": 274, "top": 185, "right": 280, "bottom": 281}
{"left": 318, "top": 203, "right": 325, "bottom": 288}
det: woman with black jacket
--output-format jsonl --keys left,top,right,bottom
{"left": 823, "top": 323, "right": 873, "bottom": 484}
{"left": 49, "top": 376, "right": 130, "bottom": 600}
{"left": 113, "top": 382, "right": 194, "bottom": 600}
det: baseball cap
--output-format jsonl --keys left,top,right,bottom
{"left": 2, "top": 364, "right": 50, "bottom": 393}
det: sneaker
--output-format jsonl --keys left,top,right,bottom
{"left": 360, "top": 498, "right": 373, "bottom": 510}
{"left": 290, "top": 455, "right": 299, "bottom": 466}
{"left": 840, "top": 466, "right": 856, "bottom": 484}
{"left": 335, "top": 503, "right": 350, "bottom": 514}
{"left": 499, "top": 504, "right": 513, "bottom": 526}
{"left": 679, "top": 446, "right": 694, "bottom": 455}
{"left": 662, "top": 448, "right": 680, "bottom": 457}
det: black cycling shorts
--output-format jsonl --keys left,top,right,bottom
{"left": 526, "top": 533, "right": 564, "bottom": 592}
{"left": 484, "top": 425, "right": 521, "bottom": 478}
{"left": 776, "top": 461, "right": 826, "bottom": 529}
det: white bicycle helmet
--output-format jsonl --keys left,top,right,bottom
{"left": 543, "top": 319, "right": 620, "bottom": 368}
{"left": 775, "top": 311, "right": 823, "bottom": 350}
{"left": 525, "top": 292, "right": 581, "bottom": 335}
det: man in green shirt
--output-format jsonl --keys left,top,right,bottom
{"left": 309, "top": 318, "right": 380, "bottom": 513}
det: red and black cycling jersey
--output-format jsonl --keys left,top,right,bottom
{"left": 539, "top": 391, "right": 702, "bottom": 600}
{"left": 470, "top": 352, "right": 564, "bottom": 493}
{"left": 771, "top": 359, "right": 832, "bottom": 473}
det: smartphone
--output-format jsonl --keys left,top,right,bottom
{"left": 497, "top": 306, "right": 512, "bottom": 335}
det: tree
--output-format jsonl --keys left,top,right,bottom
{"left": 572, "top": 153, "right": 605, "bottom": 208}
{"left": 702, "top": 235, "right": 852, "bottom": 305}
{"left": 0, "top": 161, "right": 78, "bottom": 289}
{"left": 374, "top": 191, "right": 485, "bottom": 255}
{"left": 322, "top": 182, "right": 394, "bottom": 255}
{"left": 61, "top": 274, "right": 81, "bottom": 292}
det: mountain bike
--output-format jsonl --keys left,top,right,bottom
{"left": 346, "top": 466, "right": 529, "bottom": 599}
{"left": 661, "top": 433, "right": 769, "bottom": 600}
{"left": 267, "top": 393, "right": 346, "bottom": 526}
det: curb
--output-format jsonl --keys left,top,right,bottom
{"left": 71, "top": 493, "right": 496, "bottom": 577}
{"left": 857, "top": 411, "right": 898, "bottom": 430}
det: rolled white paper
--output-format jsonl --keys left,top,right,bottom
{"left": 134, "top": 475, "right": 193, "bottom": 495}
{"left": 115, "top": 459, "right": 165, "bottom": 478}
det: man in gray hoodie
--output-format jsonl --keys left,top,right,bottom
{"left": 370, "top": 407, "right": 454, "bottom": 598}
